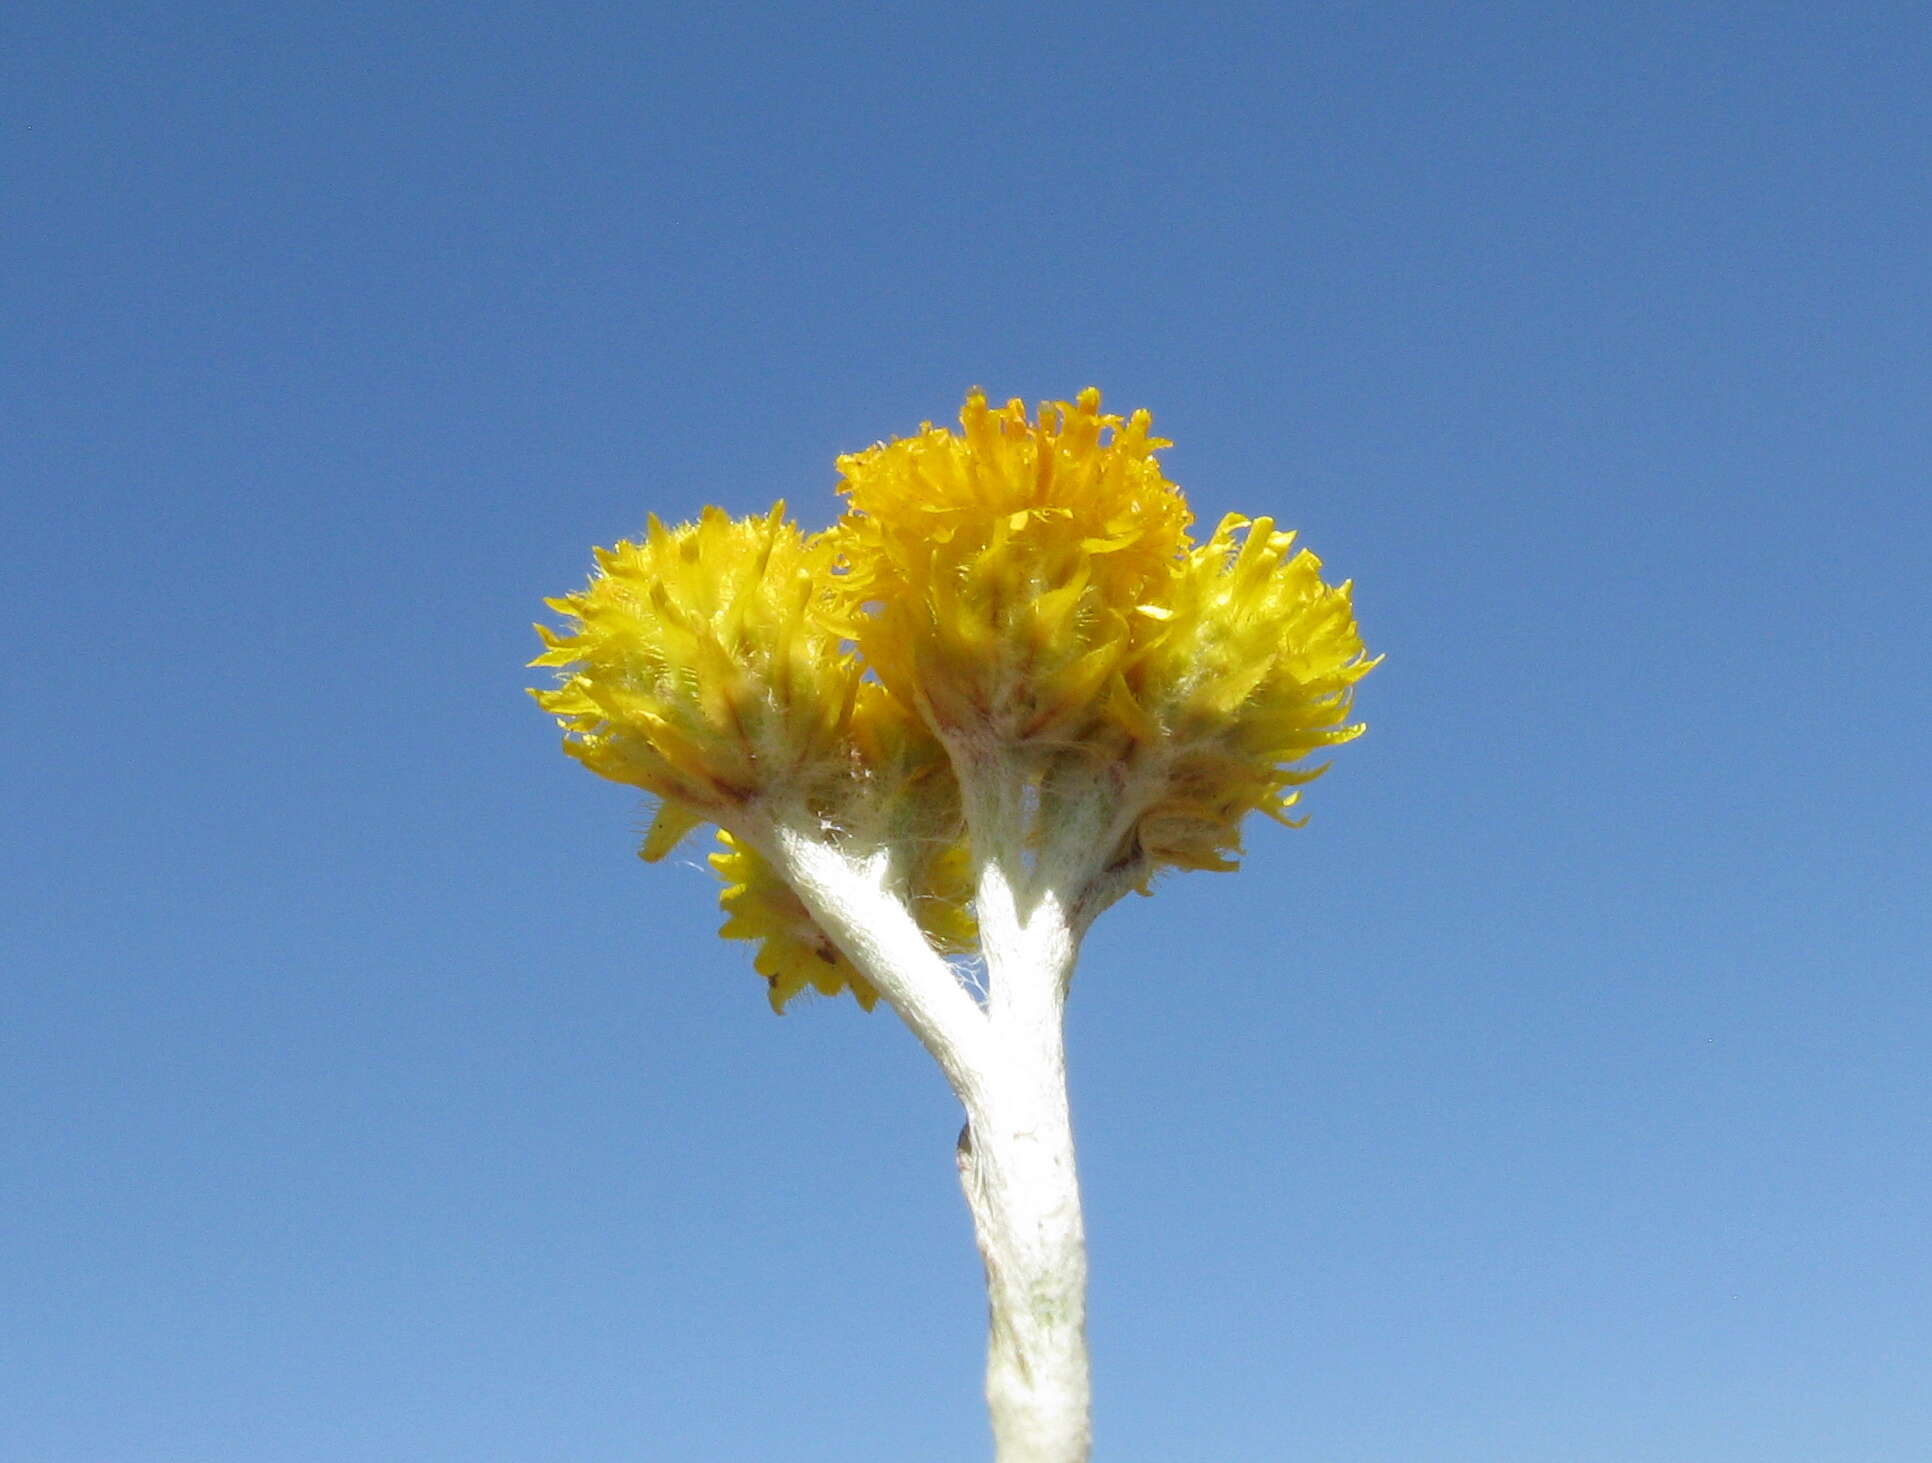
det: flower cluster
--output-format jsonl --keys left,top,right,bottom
{"left": 533, "top": 391, "right": 1373, "bottom": 1008}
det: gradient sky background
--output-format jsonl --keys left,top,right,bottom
{"left": 6, "top": 3, "right": 1929, "bottom": 1460}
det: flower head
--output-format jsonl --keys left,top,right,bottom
{"left": 530, "top": 504, "right": 859, "bottom": 811}
{"left": 832, "top": 389, "right": 1191, "bottom": 742}
{"left": 1110, "top": 514, "right": 1376, "bottom": 874}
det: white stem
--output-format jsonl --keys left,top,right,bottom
{"left": 956, "top": 927, "right": 1089, "bottom": 1463}
{"left": 954, "top": 754, "right": 1092, "bottom": 1463}
{"left": 758, "top": 812, "right": 990, "bottom": 1092}
{"left": 757, "top": 789, "right": 1093, "bottom": 1463}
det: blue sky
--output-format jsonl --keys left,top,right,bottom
{"left": 6, "top": 2, "right": 1928, "bottom": 1459}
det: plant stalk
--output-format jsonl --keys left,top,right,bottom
{"left": 761, "top": 798, "right": 1094, "bottom": 1462}
{"left": 955, "top": 1016, "right": 1090, "bottom": 1463}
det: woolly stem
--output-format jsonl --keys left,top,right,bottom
{"left": 760, "top": 780, "right": 1093, "bottom": 1463}
{"left": 952, "top": 751, "right": 1092, "bottom": 1463}
{"left": 758, "top": 810, "right": 989, "bottom": 1092}
{"left": 954, "top": 923, "right": 1089, "bottom": 1463}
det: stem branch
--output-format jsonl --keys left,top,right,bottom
{"left": 760, "top": 772, "right": 1094, "bottom": 1462}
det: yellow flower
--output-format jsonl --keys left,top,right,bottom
{"left": 1111, "top": 514, "right": 1376, "bottom": 874}
{"left": 533, "top": 505, "right": 981, "bottom": 1014}
{"left": 832, "top": 389, "right": 1191, "bottom": 741}
{"left": 530, "top": 504, "right": 859, "bottom": 812}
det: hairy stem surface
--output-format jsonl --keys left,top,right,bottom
{"left": 954, "top": 750, "right": 1092, "bottom": 1463}
{"left": 760, "top": 788, "right": 1094, "bottom": 1463}
{"left": 956, "top": 976, "right": 1089, "bottom": 1463}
